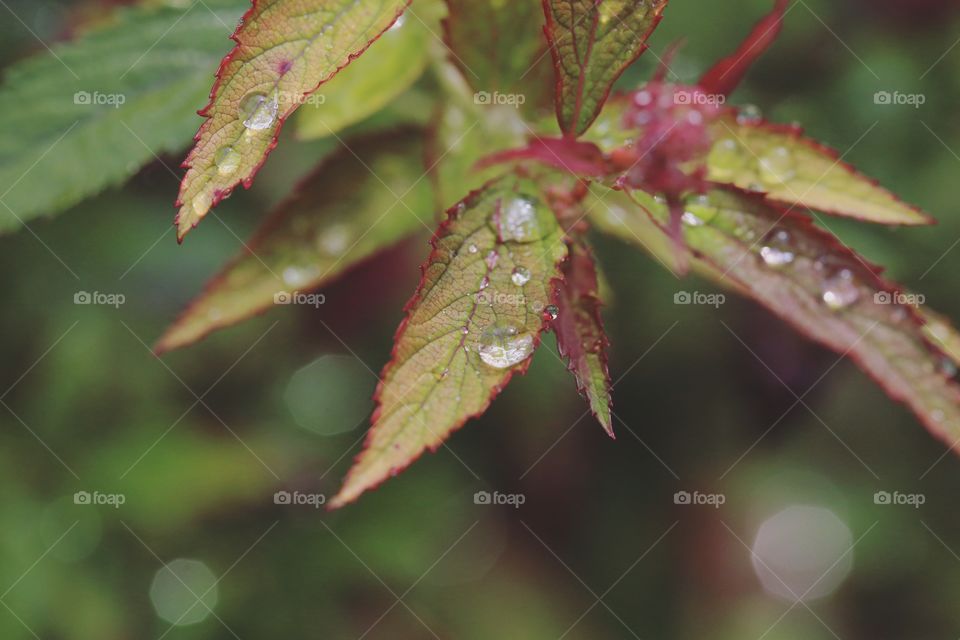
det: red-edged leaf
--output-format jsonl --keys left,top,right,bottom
{"left": 330, "top": 175, "right": 568, "bottom": 508}
{"left": 707, "top": 112, "right": 933, "bottom": 225}
{"left": 478, "top": 136, "right": 609, "bottom": 177}
{"left": 174, "top": 0, "right": 410, "bottom": 241}
{"left": 699, "top": 0, "right": 788, "bottom": 97}
{"left": 552, "top": 239, "right": 614, "bottom": 436}
{"left": 542, "top": 0, "right": 668, "bottom": 137}
{"left": 156, "top": 131, "right": 431, "bottom": 353}
{"left": 597, "top": 186, "right": 960, "bottom": 448}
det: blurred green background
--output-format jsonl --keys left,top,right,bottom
{"left": 2, "top": 0, "right": 960, "bottom": 638}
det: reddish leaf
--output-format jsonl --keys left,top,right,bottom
{"left": 552, "top": 240, "right": 614, "bottom": 436}
{"left": 478, "top": 136, "right": 609, "bottom": 177}
{"left": 330, "top": 175, "right": 568, "bottom": 508}
{"left": 699, "top": 0, "right": 789, "bottom": 97}
{"left": 542, "top": 0, "right": 668, "bottom": 137}
{"left": 175, "top": 0, "right": 410, "bottom": 241}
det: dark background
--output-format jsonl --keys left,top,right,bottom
{"left": 2, "top": 0, "right": 960, "bottom": 637}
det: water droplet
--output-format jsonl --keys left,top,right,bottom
{"left": 682, "top": 211, "right": 704, "bottom": 227}
{"left": 282, "top": 265, "right": 319, "bottom": 288}
{"left": 239, "top": 91, "right": 279, "bottom": 131}
{"left": 940, "top": 357, "right": 958, "bottom": 378}
{"left": 434, "top": 367, "right": 449, "bottom": 381}
{"left": 192, "top": 190, "right": 213, "bottom": 217}
{"left": 485, "top": 250, "right": 499, "bottom": 269}
{"left": 468, "top": 244, "right": 479, "bottom": 254}
{"left": 708, "top": 138, "right": 741, "bottom": 180}
{"left": 758, "top": 146, "right": 796, "bottom": 184}
{"left": 821, "top": 269, "right": 860, "bottom": 310}
{"left": 478, "top": 325, "right": 535, "bottom": 369}
{"left": 932, "top": 409, "right": 946, "bottom": 423}
{"left": 511, "top": 266, "right": 531, "bottom": 286}
{"left": 214, "top": 146, "right": 241, "bottom": 176}
{"left": 737, "top": 104, "right": 763, "bottom": 124}
{"left": 544, "top": 305, "right": 559, "bottom": 320}
{"left": 500, "top": 197, "right": 545, "bottom": 243}
{"left": 389, "top": 13, "right": 406, "bottom": 30}
{"left": 317, "top": 224, "right": 350, "bottom": 256}
{"left": 759, "top": 229, "right": 795, "bottom": 267}
{"left": 479, "top": 275, "right": 490, "bottom": 291}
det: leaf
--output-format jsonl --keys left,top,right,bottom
{"left": 294, "top": 9, "right": 430, "bottom": 140}
{"left": 175, "top": 0, "right": 411, "bottom": 241}
{"left": 552, "top": 240, "right": 614, "bottom": 436}
{"left": 442, "top": 0, "right": 553, "bottom": 113}
{"left": 594, "top": 186, "right": 960, "bottom": 448}
{"left": 707, "top": 113, "right": 932, "bottom": 225}
{"left": 921, "top": 308, "right": 960, "bottom": 368}
{"left": 330, "top": 176, "right": 568, "bottom": 507}
{"left": 0, "top": 0, "right": 247, "bottom": 233}
{"left": 155, "top": 131, "right": 432, "bottom": 353}
{"left": 542, "top": 0, "right": 667, "bottom": 137}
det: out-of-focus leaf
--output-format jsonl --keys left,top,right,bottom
{"left": 921, "top": 308, "right": 960, "bottom": 368}
{"left": 175, "top": 0, "right": 411, "bottom": 241}
{"left": 594, "top": 187, "right": 960, "bottom": 447}
{"left": 0, "top": 0, "right": 246, "bottom": 233}
{"left": 552, "top": 240, "right": 614, "bottom": 436}
{"left": 330, "top": 176, "right": 568, "bottom": 507}
{"left": 542, "top": 0, "right": 667, "bottom": 137}
{"left": 295, "top": 11, "right": 430, "bottom": 140}
{"left": 443, "top": 0, "right": 552, "bottom": 115}
{"left": 707, "top": 113, "right": 932, "bottom": 225}
{"left": 156, "top": 131, "right": 432, "bottom": 353}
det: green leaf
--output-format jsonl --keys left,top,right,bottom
{"left": 593, "top": 186, "right": 960, "bottom": 447}
{"left": 442, "top": 0, "right": 553, "bottom": 114}
{"left": 552, "top": 239, "right": 614, "bottom": 436}
{"left": 156, "top": 131, "right": 432, "bottom": 353}
{"left": 175, "top": 0, "right": 411, "bottom": 241}
{"left": 707, "top": 113, "right": 932, "bottom": 225}
{"left": 294, "top": 10, "right": 430, "bottom": 140}
{"left": 542, "top": 0, "right": 667, "bottom": 137}
{"left": 0, "top": 0, "right": 247, "bottom": 233}
{"left": 330, "top": 175, "right": 568, "bottom": 507}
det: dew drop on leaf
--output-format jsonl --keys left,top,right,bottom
{"left": 500, "top": 197, "right": 544, "bottom": 243}
{"left": 544, "top": 304, "right": 559, "bottom": 321}
{"left": 511, "top": 266, "right": 531, "bottom": 286}
{"left": 759, "top": 229, "right": 795, "bottom": 267}
{"left": 682, "top": 211, "right": 705, "bottom": 227}
{"left": 708, "top": 139, "right": 741, "bottom": 179}
{"left": 282, "top": 265, "right": 318, "bottom": 288}
{"left": 239, "top": 91, "right": 279, "bottom": 131}
{"left": 821, "top": 269, "right": 860, "bottom": 310}
{"left": 468, "top": 244, "right": 479, "bottom": 254}
{"left": 478, "top": 324, "right": 535, "bottom": 369}
{"left": 758, "top": 146, "right": 796, "bottom": 184}
{"left": 317, "top": 224, "right": 350, "bottom": 256}
{"left": 737, "top": 104, "right": 763, "bottom": 124}
{"left": 214, "top": 146, "right": 241, "bottom": 176}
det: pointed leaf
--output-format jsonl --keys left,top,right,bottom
{"left": 175, "top": 0, "right": 410, "bottom": 241}
{"left": 294, "top": 10, "right": 430, "bottom": 140}
{"left": 707, "top": 113, "right": 932, "bottom": 225}
{"left": 156, "top": 131, "right": 432, "bottom": 353}
{"left": 0, "top": 0, "right": 247, "bottom": 233}
{"left": 596, "top": 187, "right": 960, "bottom": 448}
{"left": 921, "top": 308, "right": 960, "bottom": 368}
{"left": 330, "top": 176, "right": 568, "bottom": 507}
{"left": 542, "top": 0, "right": 667, "bottom": 137}
{"left": 552, "top": 240, "right": 614, "bottom": 436}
